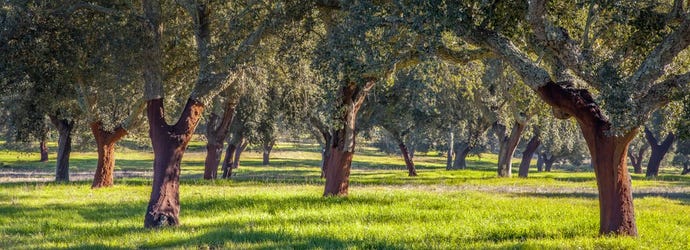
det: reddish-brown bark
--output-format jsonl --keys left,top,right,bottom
{"left": 537, "top": 81, "right": 638, "bottom": 236}
{"left": 204, "top": 142, "right": 223, "bottom": 179}
{"left": 144, "top": 98, "right": 204, "bottom": 228}
{"left": 644, "top": 128, "right": 675, "bottom": 177}
{"left": 323, "top": 146, "right": 354, "bottom": 196}
{"left": 39, "top": 138, "right": 49, "bottom": 162}
{"left": 518, "top": 134, "right": 541, "bottom": 177}
{"left": 398, "top": 142, "right": 417, "bottom": 176}
{"left": 90, "top": 122, "right": 128, "bottom": 188}
{"left": 49, "top": 116, "right": 74, "bottom": 182}
{"left": 203, "top": 104, "right": 236, "bottom": 180}
{"left": 323, "top": 81, "right": 374, "bottom": 196}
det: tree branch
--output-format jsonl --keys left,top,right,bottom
{"left": 461, "top": 27, "right": 552, "bottom": 89}
{"left": 637, "top": 71, "right": 690, "bottom": 117}
{"left": 644, "top": 127, "right": 659, "bottom": 146}
{"left": 527, "top": 0, "right": 601, "bottom": 89}
{"left": 354, "top": 80, "right": 376, "bottom": 111}
{"left": 123, "top": 97, "right": 147, "bottom": 131}
{"left": 631, "top": 16, "right": 690, "bottom": 94}
{"left": 436, "top": 46, "right": 494, "bottom": 65}
{"left": 57, "top": 1, "right": 144, "bottom": 21}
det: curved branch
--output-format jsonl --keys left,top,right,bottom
{"left": 461, "top": 27, "right": 552, "bottom": 89}
{"left": 436, "top": 46, "right": 494, "bottom": 65}
{"left": 644, "top": 127, "right": 659, "bottom": 146}
{"left": 637, "top": 71, "right": 690, "bottom": 117}
{"left": 631, "top": 16, "right": 690, "bottom": 93}
{"left": 527, "top": 0, "right": 601, "bottom": 89}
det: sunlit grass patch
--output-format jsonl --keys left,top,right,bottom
{"left": 1, "top": 142, "right": 689, "bottom": 248}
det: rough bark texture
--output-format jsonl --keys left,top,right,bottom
{"left": 144, "top": 99, "right": 204, "bottom": 228}
{"left": 537, "top": 82, "right": 638, "bottom": 236}
{"left": 518, "top": 134, "right": 541, "bottom": 177}
{"left": 221, "top": 143, "right": 237, "bottom": 178}
{"left": 323, "top": 81, "right": 374, "bottom": 196}
{"left": 450, "top": 143, "right": 471, "bottom": 170}
{"left": 398, "top": 142, "right": 417, "bottom": 176}
{"left": 644, "top": 128, "right": 675, "bottom": 177}
{"left": 90, "top": 122, "right": 128, "bottom": 188}
{"left": 50, "top": 116, "right": 74, "bottom": 182}
{"left": 446, "top": 131, "right": 454, "bottom": 170}
{"left": 40, "top": 138, "right": 49, "bottom": 162}
{"left": 262, "top": 140, "right": 274, "bottom": 166}
{"left": 628, "top": 143, "right": 648, "bottom": 174}
{"left": 203, "top": 104, "right": 236, "bottom": 179}
{"left": 497, "top": 122, "right": 526, "bottom": 177}
{"left": 233, "top": 139, "right": 247, "bottom": 169}
{"left": 324, "top": 145, "right": 354, "bottom": 196}
{"left": 204, "top": 142, "right": 223, "bottom": 179}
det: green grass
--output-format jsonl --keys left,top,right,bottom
{"left": 1, "top": 142, "right": 689, "bottom": 249}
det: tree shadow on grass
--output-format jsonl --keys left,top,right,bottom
{"left": 0, "top": 158, "right": 154, "bottom": 172}
{"left": 139, "top": 222, "right": 405, "bottom": 249}
{"left": 554, "top": 176, "right": 596, "bottom": 183}
{"left": 509, "top": 190, "right": 690, "bottom": 205}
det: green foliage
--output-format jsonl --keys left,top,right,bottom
{"left": 537, "top": 116, "right": 588, "bottom": 166}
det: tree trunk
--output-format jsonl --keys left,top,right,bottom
{"left": 233, "top": 139, "right": 247, "bottom": 169}
{"left": 221, "top": 143, "right": 237, "bottom": 178}
{"left": 262, "top": 140, "right": 274, "bottom": 166}
{"left": 451, "top": 143, "right": 471, "bottom": 170}
{"left": 204, "top": 141, "right": 223, "bottom": 179}
{"left": 323, "top": 143, "right": 354, "bottom": 196}
{"left": 497, "top": 121, "right": 526, "bottom": 177}
{"left": 409, "top": 145, "right": 415, "bottom": 160}
{"left": 544, "top": 154, "right": 555, "bottom": 172}
{"left": 320, "top": 134, "right": 332, "bottom": 178}
{"left": 537, "top": 82, "right": 638, "bottom": 236}
{"left": 644, "top": 128, "right": 675, "bottom": 178}
{"left": 536, "top": 153, "right": 544, "bottom": 172}
{"left": 446, "top": 130, "right": 454, "bottom": 170}
{"left": 323, "top": 81, "right": 374, "bottom": 196}
{"left": 203, "top": 104, "right": 236, "bottom": 180}
{"left": 682, "top": 163, "right": 689, "bottom": 175}
{"left": 49, "top": 116, "right": 74, "bottom": 182}
{"left": 398, "top": 142, "right": 417, "bottom": 176}
{"left": 518, "top": 134, "right": 541, "bottom": 177}
{"left": 90, "top": 122, "right": 128, "bottom": 188}
{"left": 144, "top": 99, "right": 204, "bottom": 228}
{"left": 39, "top": 137, "right": 49, "bottom": 162}
{"left": 627, "top": 143, "right": 648, "bottom": 174}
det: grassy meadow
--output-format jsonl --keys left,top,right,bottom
{"left": 1, "top": 141, "right": 689, "bottom": 249}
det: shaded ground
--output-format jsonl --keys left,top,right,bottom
{"left": 2, "top": 168, "right": 688, "bottom": 205}
{"left": 0, "top": 169, "right": 152, "bottom": 183}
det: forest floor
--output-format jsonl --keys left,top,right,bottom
{"left": 1, "top": 141, "right": 689, "bottom": 249}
